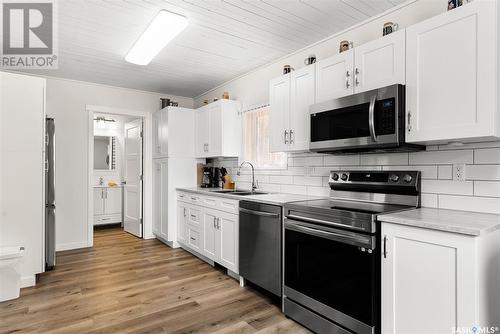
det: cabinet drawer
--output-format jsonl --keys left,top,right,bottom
{"left": 187, "top": 206, "right": 201, "bottom": 227}
{"left": 187, "top": 194, "right": 201, "bottom": 204}
{"left": 177, "top": 192, "right": 189, "bottom": 202}
{"left": 201, "top": 196, "right": 217, "bottom": 207}
{"left": 187, "top": 228, "right": 201, "bottom": 251}
{"left": 217, "top": 198, "right": 239, "bottom": 214}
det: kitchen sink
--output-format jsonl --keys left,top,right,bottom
{"left": 211, "top": 190, "right": 268, "bottom": 196}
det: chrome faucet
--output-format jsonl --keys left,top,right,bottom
{"left": 237, "top": 161, "right": 258, "bottom": 191}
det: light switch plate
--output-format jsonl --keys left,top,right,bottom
{"left": 453, "top": 163, "right": 466, "bottom": 181}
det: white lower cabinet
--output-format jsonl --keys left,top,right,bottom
{"left": 177, "top": 192, "right": 239, "bottom": 274}
{"left": 381, "top": 223, "right": 478, "bottom": 334}
{"left": 93, "top": 187, "right": 123, "bottom": 225}
{"left": 153, "top": 159, "right": 169, "bottom": 241}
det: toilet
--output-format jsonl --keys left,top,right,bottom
{"left": 0, "top": 246, "right": 25, "bottom": 302}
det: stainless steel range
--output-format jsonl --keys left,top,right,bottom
{"left": 283, "top": 170, "right": 421, "bottom": 334}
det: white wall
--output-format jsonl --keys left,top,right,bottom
{"left": 195, "top": 0, "right": 445, "bottom": 109}
{"left": 45, "top": 77, "right": 193, "bottom": 251}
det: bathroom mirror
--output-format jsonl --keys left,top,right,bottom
{"left": 94, "top": 136, "right": 116, "bottom": 170}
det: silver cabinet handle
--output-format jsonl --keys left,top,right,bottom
{"left": 101, "top": 189, "right": 104, "bottom": 199}
{"left": 217, "top": 217, "right": 220, "bottom": 230}
{"left": 355, "top": 67, "right": 360, "bottom": 86}
{"left": 345, "top": 70, "right": 350, "bottom": 88}
{"left": 213, "top": 216, "right": 216, "bottom": 228}
{"left": 284, "top": 130, "right": 289, "bottom": 144}
{"left": 368, "top": 94, "right": 378, "bottom": 142}
{"left": 290, "top": 129, "right": 294, "bottom": 144}
{"left": 407, "top": 111, "right": 412, "bottom": 132}
{"left": 383, "top": 235, "right": 387, "bottom": 258}
{"left": 183, "top": 208, "right": 186, "bottom": 218}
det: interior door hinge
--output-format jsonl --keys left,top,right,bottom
{"left": 140, "top": 130, "right": 143, "bottom": 138}
{"left": 140, "top": 174, "right": 143, "bottom": 181}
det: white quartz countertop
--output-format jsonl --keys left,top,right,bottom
{"left": 378, "top": 207, "right": 500, "bottom": 236}
{"left": 177, "top": 187, "right": 324, "bottom": 205}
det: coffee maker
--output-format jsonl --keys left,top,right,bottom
{"left": 201, "top": 167, "right": 220, "bottom": 188}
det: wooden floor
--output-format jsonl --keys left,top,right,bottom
{"left": 0, "top": 227, "right": 309, "bottom": 334}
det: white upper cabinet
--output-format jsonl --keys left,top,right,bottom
{"left": 290, "top": 66, "right": 315, "bottom": 151}
{"left": 270, "top": 66, "right": 315, "bottom": 153}
{"left": 354, "top": 29, "right": 405, "bottom": 93}
{"left": 315, "top": 49, "right": 354, "bottom": 103}
{"left": 406, "top": 0, "right": 498, "bottom": 144}
{"left": 269, "top": 74, "right": 290, "bottom": 152}
{"left": 195, "top": 100, "right": 241, "bottom": 158}
{"left": 153, "top": 106, "right": 195, "bottom": 159}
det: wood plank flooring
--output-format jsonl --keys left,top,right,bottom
{"left": 0, "top": 227, "right": 309, "bottom": 334}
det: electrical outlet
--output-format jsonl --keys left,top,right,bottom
{"left": 453, "top": 163, "right": 466, "bottom": 181}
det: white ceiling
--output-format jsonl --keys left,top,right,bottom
{"left": 20, "top": 0, "right": 406, "bottom": 97}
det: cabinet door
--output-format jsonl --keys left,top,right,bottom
{"left": 289, "top": 65, "right": 315, "bottom": 152}
{"left": 354, "top": 29, "right": 405, "bottom": 93}
{"left": 177, "top": 202, "right": 188, "bottom": 245}
{"left": 153, "top": 159, "right": 169, "bottom": 240}
{"left": 202, "top": 209, "right": 217, "bottom": 261}
{"left": 315, "top": 49, "right": 354, "bottom": 103}
{"left": 381, "top": 223, "right": 476, "bottom": 334}
{"left": 216, "top": 211, "right": 238, "bottom": 274}
{"left": 104, "top": 188, "right": 122, "bottom": 215}
{"left": 207, "top": 103, "right": 222, "bottom": 156}
{"left": 269, "top": 74, "right": 290, "bottom": 152}
{"left": 93, "top": 188, "right": 105, "bottom": 215}
{"left": 152, "top": 111, "right": 161, "bottom": 158}
{"left": 195, "top": 108, "right": 210, "bottom": 157}
{"left": 405, "top": 1, "right": 496, "bottom": 143}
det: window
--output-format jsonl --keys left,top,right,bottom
{"left": 242, "top": 106, "right": 287, "bottom": 169}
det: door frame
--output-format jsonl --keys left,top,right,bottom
{"left": 86, "top": 105, "right": 154, "bottom": 247}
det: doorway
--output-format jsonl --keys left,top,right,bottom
{"left": 86, "top": 105, "right": 153, "bottom": 247}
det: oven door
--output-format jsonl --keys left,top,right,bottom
{"left": 284, "top": 218, "right": 379, "bottom": 334}
{"left": 309, "top": 84, "right": 402, "bottom": 152}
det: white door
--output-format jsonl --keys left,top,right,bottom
{"left": 124, "top": 119, "right": 143, "bottom": 238}
{"left": 315, "top": 49, "right": 354, "bottom": 103}
{"left": 216, "top": 211, "right": 238, "bottom": 274}
{"left": 202, "top": 209, "right": 217, "bottom": 261}
{"left": 269, "top": 74, "right": 290, "bottom": 152}
{"left": 381, "top": 223, "right": 476, "bottom": 334}
{"left": 195, "top": 108, "right": 210, "bottom": 157}
{"left": 289, "top": 65, "right": 315, "bottom": 152}
{"left": 354, "top": 29, "right": 405, "bottom": 93}
{"left": 405, "top": 1, "right": 496, "bottom": 143}
{"left": 93, "top": 188, "right": 104, "bottom": 215}
{"left": 104, "top": 188, "right": 122, "bottom": 215}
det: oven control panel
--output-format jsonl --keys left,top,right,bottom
{"left": 329, "top": 170, "right": 420, "bottom": 187}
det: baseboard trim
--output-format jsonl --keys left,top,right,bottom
{"left": 20, "top": 275, "right": 36, "bottom": 288}
{"left": 143, "top": 232, "right": 155, "bottom": 240}
{"left": 56, "top": 241, "right": 88, "bottom": 251}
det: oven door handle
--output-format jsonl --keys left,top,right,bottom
{"left": 285, "top": 221, "right": 374, "bottom": 249}
{"left": 368, "top": 94, "right": 378, "bottom": 142}
{"left": 286, "top": 214, "right": 367, "bottom": 232}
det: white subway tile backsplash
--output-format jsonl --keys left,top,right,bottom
{"left": 473, "top": 181, "right": 500, "bottom": 197}
{"left": 438, "top": 165, "right": 452, "bottom": 180}
{"left": 294, "top": 176, "right": 323, "bottom": 186}
{"left": 474, "top": 148, "right": 500, "bottom": 164}
{"left": 224, "top": 142, "right": 500, "bottom": 215}
{"left": 466, "top": 165, "right": 500, "bottom": 181}
{"left": 409, "top": 150, "right": 473, "bottom": 165}
{"left": 421, "top": 180, "right": 473, "bottom": 195}
{"left": 360, "top": 153, "right": 408, "bottom": 165}
{"left": 324, "top": 155, "right": 360, "bottom": 166}
{"left": 439, "top": 195, "right": 500, "bottom": 214}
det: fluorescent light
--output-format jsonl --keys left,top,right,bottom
{"left": 125, "top": 10, "right": 188, "bottom": 65}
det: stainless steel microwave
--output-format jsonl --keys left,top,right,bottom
{"left": 309, "top": 84, "right": 423, "bottom": 153}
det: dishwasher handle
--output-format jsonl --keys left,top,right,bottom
{"left": 239, "top": 207, "right": 280, "bottom": 218}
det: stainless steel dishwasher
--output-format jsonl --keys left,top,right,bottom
{"left": 239, "top": 200, "right": 282, "bottom": 297}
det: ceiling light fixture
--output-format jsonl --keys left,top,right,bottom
{"left": 125, "top": 10, "right": 188, "bottom": 66}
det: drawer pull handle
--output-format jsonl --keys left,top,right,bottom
{"left": 191, "top": 214, "right": 196, "bottom": 219}
{"left": 190, "top": 237, "right": 196, "bottom": 241}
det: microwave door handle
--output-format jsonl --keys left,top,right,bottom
{"left": 368, "top": 94, "right": 378, "bottom": 142}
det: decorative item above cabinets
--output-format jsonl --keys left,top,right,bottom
{"left": 195, "top": 99, "right": 242, "bottom": 158}
{"left": 405, "top": 0, "right": 500, "bottom": 145}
